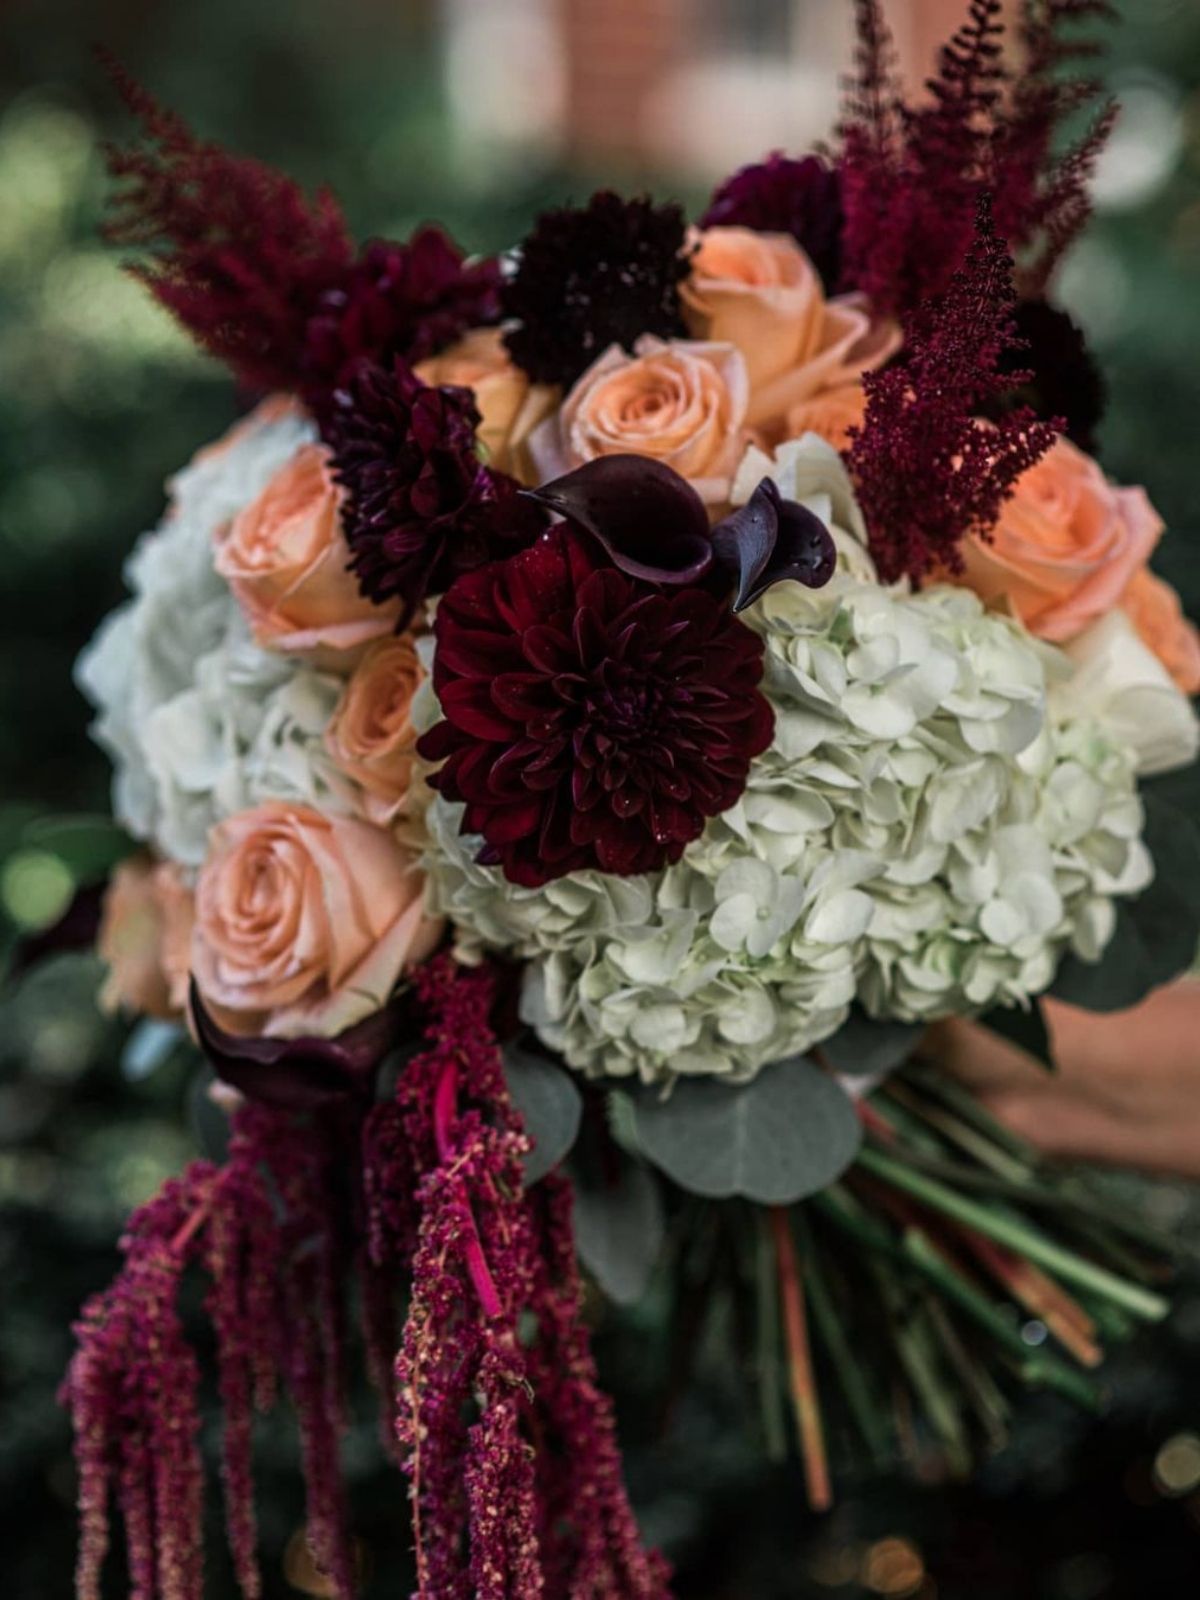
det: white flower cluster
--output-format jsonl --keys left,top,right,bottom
{"left": 76, "top": 402, "right": 354, "bottom": 866}
{"left": 423, "top": 440, "right": 1152, "bottom": 1085}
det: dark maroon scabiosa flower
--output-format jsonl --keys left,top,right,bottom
{"left": 323, "top": 356, "right": 546, "bottom": 623}
{"left": 302, "top": 229, "right": 503, "bottom": 400}
{"left": 418, "top": 525, "right": 774, "bottom": 887}
{"left": 502, "top": 191, "right": 692, "bottom": 388}
{"left": 701, "top": 153, "right": 845, "bottom": 294}
{"left": 992, "top": 298, "right": 1107, "bottom": 455}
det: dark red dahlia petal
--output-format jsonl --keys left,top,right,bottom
{"left": 423, "top": 523, "right": 772, "bottom": 885}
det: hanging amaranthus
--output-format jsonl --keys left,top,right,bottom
{"left": 64, "top": 956, "right": 667, "bottom": 1599}
{"left": 382, "top": 955, "right": 671, "bottom": 1599}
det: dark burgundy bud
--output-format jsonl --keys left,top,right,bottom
{"left": 711, "top": 477, "right": 836, "bottom": 610}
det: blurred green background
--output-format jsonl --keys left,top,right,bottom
{"left": 2, "top": 1, "right": 1200, "bottom": 1596}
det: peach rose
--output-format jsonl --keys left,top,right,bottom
{"left": 192, "top": 801, "right": 441, "bottom": 1039}
{"left": 325, "top": 635, "right": 424, "bottom": 824}
{"left": 415, "top": 327, "right": 556, "bottom": 481}
{"left": 680, "top": 226, "right": 899, "bottom": 437}
{"left": 784, "top": 383, "right": 868, "bottom": 453}
{"left": 1121, "top": 567, "right": 1200, "bottom": 695}
{"left": 98, "top": 857, "right": 195, "bottom": 1019}
{"left": 527, "top": 336, "right": 749, "bottom": 506}
{"left": 216, "top": 443, "right": 399, "bottom": 657}
{"left": 958, "top": 438, "right": 1163, "bottom": 642}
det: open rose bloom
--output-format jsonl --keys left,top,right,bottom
{"left": 62, "top": 11, "right": 1200, "bottom": 1597}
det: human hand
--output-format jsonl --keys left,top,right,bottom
{"left": 925, "top": 980, "right": 1200, "bottom": 1180}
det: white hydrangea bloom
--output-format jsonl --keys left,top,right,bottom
{"left": 75, "top": 400, "right": 364, "bottom": 866}
{"left": 424, "top": 568, "right": 1151, "bottom": 1086}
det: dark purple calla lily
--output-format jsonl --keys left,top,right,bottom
{"left": 523, "top": 455, "right": 715, "bottom": 585}
{"left": 711, "top": 477, "right": 836, "bottom": 611}
{"left": 189, "top": 980, "right": 406, "bottom": 1111}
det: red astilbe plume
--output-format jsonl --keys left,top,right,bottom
{"left": 993, "top": 1, "right": 1119, "bottom": 295}
{"left": 846, "top": 199, "right": 1060, "bottom": 584}
{"left": 382, "top": 955, "right": 671, "bottom": 1599}
{"left": 63, "top": 1104, "right": 367, "bottom": 1600}
{"left": 100, "top": 53, "right": 354, "bottom": 394}
{"left": 838, "top": 0, "right": 1007, "bottom": 314}
{"left": 837, "top": 0, "right": 1117, "bottom": 312}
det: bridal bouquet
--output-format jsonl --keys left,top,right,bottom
{"left": 54, "top": 4, "right": 1200, "bottom": 1596}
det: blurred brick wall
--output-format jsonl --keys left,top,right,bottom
{"left": 554, "top": 0, "right": 1018, "bottom": 171}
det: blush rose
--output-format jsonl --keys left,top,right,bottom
{"left": 527, "top": 336, "right": 749, "bottom": 506}
{"left": 216, "top": 442, "right": 399, "bottom": 657}
{"left": 192, "top": 800, "right": 441, "bottom": 1038}
{"left": 959, "top": 438, "right": 1163, "bottom": 643}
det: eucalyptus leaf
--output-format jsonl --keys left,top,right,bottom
{"left": 978, "top": 1001, "right": 1055, "bottom": 1071}
{"left": 1051, "top": 792, "right": 1200, "bottom": 1013}
{"left": 573, "top": 1157, "right": 665, "bottom": 1306}
{"left": 121, "top": 1017, "right": 187, "bottom": 1081}
{"left": 630, "top": 1056, "right": 861, "bottom": 1204}
{"left": 504, "top": 1041, "right": 584, "bottom": 1185}
{"left": 819, "top": 1009, "right": 923, "bottom": 1077}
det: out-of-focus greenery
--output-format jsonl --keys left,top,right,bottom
{"left": 3, "top": 1, "right": 1200, "bottom": 1596}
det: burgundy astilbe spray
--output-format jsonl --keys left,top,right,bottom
{"left": 836, "top": 0, "right": 1117, "bottom": 313}
{"left": 385, "top": 956, "right": 671, "bottom": 1599}
{"left": 99, "top": 53, "right": 354, "bottom": 394}
{"left": 838, "top": 0, "right": 1007, "bottom": 314}
{"left": 992, "top": 1, "right": 1119, "bottom": 295}
{"left": 846, "top": 197, "right": 1061, "bottom": 584}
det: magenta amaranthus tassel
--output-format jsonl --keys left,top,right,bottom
{"left": 386, "top": 956, "right": 671, "bottom": 1598}
{"left": 63, "top": 1106, "right": 365, "bottom": 1600}
{"left": 66, "top": 957, "right": 666, "bottom": 1598}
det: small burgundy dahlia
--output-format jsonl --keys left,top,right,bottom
{"left": 502, "top": 191, "right": 691, "bottom": 388}
{"left": 702, "top": 153, "right": 844, "bottom": 294}
{"left": 302, "top": 229, "right": 503, "bottom": 400}
{"left": 324, "top": 356, "right": 544, "bottom": 622}
{"left": 418, "top": 526, "right": 774, "bottom": 887}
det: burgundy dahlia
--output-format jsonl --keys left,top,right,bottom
{"left": 702, "top": 153, "right": 844, "bottom": 294}
{"left": 324, "top": 356, "right": 545, "bottom": 622}
{"left": 502, "top": 191, "right": 691, "bottom": 388}
{"left": 418, "top": 526, "right": 774, "bottom": 887}
{"left": 302, "top": 229, "right": 503, "bottom": 400}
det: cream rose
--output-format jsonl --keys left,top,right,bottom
{"left": 527, "top": 336, "right": 749, "bottom": 506}
{"left": 98, "top": 857, "right": 195, "bottom": 1019}
{"left": 1057, "top": 609, "right": 1200, "bottom": 777}
{"left": 1120, "top": 567, "right": 1200, "bottom": 695}
{"left": 680, "top": 226, "right": 898, "bottom": 437}
{"left": 216, "top": 443, "right": 399, "bottom": 657}
{"left": 325, "top": 635, "right": 423, "bottom": 824}
{"left": 414, "top": 327, "right": 556, "bottom": 481}
{"left": 959, "top": 439, "right": 1163, "bottom": 643}
{"left": 192, "top": 801, "right": 441, "bottom": 1038}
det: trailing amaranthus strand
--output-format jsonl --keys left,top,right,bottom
{"left": 846, "top": 197, "right": 1060, "bottom": 583}
{"left": 63, "top": 1104, "right": 366, "bottom": 1600}
{"left": 66, "top": 1167, "right": 210, "bottom": 1600}
{"left": 100, "top": 53, "right": 354, "bottom": 394}
{"left": 389, "top": 956, "right": 671, "bottom": 1599}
